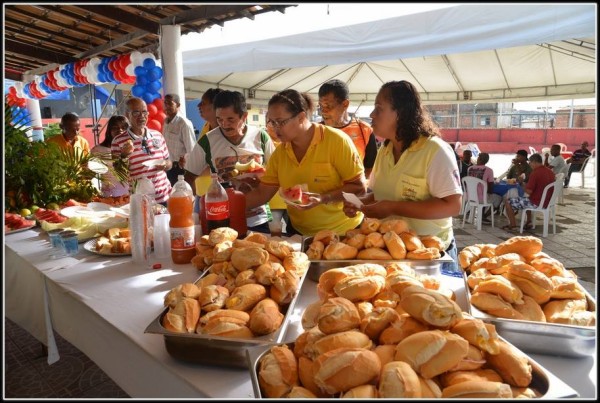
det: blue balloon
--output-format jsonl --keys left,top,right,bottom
{"left": 136, "top": 75, "right": 148, "bottom": 86}
{"left": 142, "top": 92, "right": 154, "bottom": 104}
{"left": 146, "top": 80, "right": 161, "bottom": 93}
{"left": 147, "top": 66, "right": 162, "bottom": 81}
{"left": 134, "top": 66, "right": 147, "bottom": 77}
{"left": 131, "top": 85, "right": 145, "bottom": 97}
{"left": 142, "top": 58, "right": 156, "bottom": 70}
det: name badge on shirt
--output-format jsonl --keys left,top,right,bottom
{"left": 151, "top": 138, "right": 160, "bottom": 148}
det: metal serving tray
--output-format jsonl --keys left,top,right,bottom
{"left": 463, "top": 273, "right": 596, "bottom": 357}
{"left": 302, "top": 236, "right": 453, "bottom": 282}
{"left": 246, "top": 339, "right": 579, "bottom": 398}
{"left": 144, "top": 268, "right": 308, "bottom": 368}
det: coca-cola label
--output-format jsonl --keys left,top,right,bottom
{"left": 206, "top": 201, "right": 230, "bottom": 220}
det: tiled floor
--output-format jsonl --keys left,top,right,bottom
{"left": 3, "top": 178, "right": 595, "bottom": 398}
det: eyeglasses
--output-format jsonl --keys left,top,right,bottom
{"left": 266, "top": 113, "right": 299, "bottom": 129}
{"left": 140, "top": 138, "right": 152, "bottom": 155}
{"left": 131, "top": 110, "right": 149, "bottom": 117}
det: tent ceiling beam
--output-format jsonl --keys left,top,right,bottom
{"left": 75, "top": 30, "right": 150, "bottom": 60}
{"left": 493, "top": 50, "right": 511, "bottom": 91}
{"left": 5, "top": 38, "right": 76, "bottom": 65}
{"left": 40, "top": 5, "right": 129, "bottom": 36}
{"left": 287, "top": 65, "right": 331, "bottom": 91}
{"left": 347, "top": 63, "right": 365, "bottom": 85}
{"left": 158, "top": 5, "right": 251, "bottom": 26}
{"left": 398, "top": 59, "right": 426, "bottom": 94}
{"left": 75, "top": 5, "right": 159, "bottom": 33}
{"left": 539, "top": 43, "right": 596, "bottom": 63}
{"left": 441, "top": 55, "right": 465, "bottom": 93}
{"left": 364, "top": 63, "right": 386, "bottom": 88}
{"left": 250, "top": 69, "right": 292, "bottom": 90}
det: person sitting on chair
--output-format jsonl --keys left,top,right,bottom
{"left": 459, "top": 149, "right": 473, "bottom": 182}
{"left": 502, "top": 153, "right": 555, "bottom": 232}
{"left": 467, "top": 152, "right": 495, "bottom": 222}
{"left": 544, "top": 144, "right": 568, "bottom": 178}
{"left": 506, "top": 149, "right": 532, "bottom": 184}
{"left": 564, "top": 141, "right": 591, "bottom": 188}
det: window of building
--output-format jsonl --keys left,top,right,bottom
{"left": 480, "top": 116, "right": 491, "bottom": 126}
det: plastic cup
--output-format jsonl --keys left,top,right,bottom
{"left": 268, "top": 210, "right": 284, "bottom": 237}
{"left": 153, "top": 213, "right": 171, "bottom": 259}
{"left": 60, "top": 232, "right": 79, "bottom": 256}
{"left": 48, "top": 229, "right": 65, "bottom": 249}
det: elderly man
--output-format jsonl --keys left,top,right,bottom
{"left": 111, "top": 97, "right": 172, "bottom": 205}
{"left": 502, "top": 153, "right": 555, "bottom": 232}
{"left": 163, "top": 93, "right": 196, "bottom": 186}
{"left": 564, "top": 141, "right": 591, "bottom": 188}
{"left": 318, "top": 79, "right": 377, "bottom": 177}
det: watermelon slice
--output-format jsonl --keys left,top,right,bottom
{"left": 280, "top": 184, "right": 310, "bottom": 205}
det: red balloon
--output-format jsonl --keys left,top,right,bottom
{"left": 9, "top": 86, "right": 17, "bottom": 95}
{"left": 157, "top": 111, "right": 167, "bottom": 123}
{"left": 120, "top": 54, "right": 131, "bottom": 70}
{"left": 152, "top": 97, "right": 164, "bottom": 110}
{"left": 147, "top": 104, "right": 158, "bottom": 116}
{"left": 147, "top": 119, "right": 162, "bottom": 131}
{"left": 18, "top": 98, "right": 27, "bottom": 107}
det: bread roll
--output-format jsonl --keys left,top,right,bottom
{"left": 442, "top": 381, "right": 513, "bottom": 398}
{"left": 312, "top": 229, "right": 339, "bottom": 245}
{"left": 406, "top": 247, "right": 441, "bottom": 260}
{"left": 377, "top": 361, "right": 421, "bottom": 398}
{"left": 258, "top": 345, "right": 298, "bottom": 398}
{"left": 372, "top": 288, "right": 400, "bottom": 308}
{"left": 334, "top": 275, "right": 386, "bottom": 302}
{"left": 198, "top": 285, "right": 229, "bottom": 312}
{"left": 306, "top": 240, "right": 324, "bottom": 260}
{"left": 313, "top": 348, "right": 381, "bottom": 394}
{"left": 344, "top": 233, "right": 366, "bottom": 250}
{"left": 450, "top": 315, "right": 501, "bottom": 354}
{"left": 418, "top": 376, "right": 443, "bottom": 398}
{"left": 212, "top": 240, "right": 233, "bottom": 262}
{"left": 265, "top": 239, "right": 294, "bottom": 260}
{"left": 168, "top": 297, "right": 200, "bottom": 333}
{"left": 208, "top": 227, "right": 238, "bottom": 246}
{"left": 418, "top": 274, "right": 440, "bottom": 290}
{"left": 382, "top": 231, "right": 407, "bottom": 259}
{"left": 399, "top": 231, "right": 424, "bottom": 251}
{"left": 494, "top": 235, "right": 543, "bottom": 260}
{"left": 484, "top": 252, "right": 524, "bottom": 275}
{"left": 317, "top": 297, "right": 361, "bottom": 334}
{"left": 341, "top": 384, "right": 378, "bottom": 398}
{"left": 440, "top": 368, "right": 503, "bottom": 388}
{"left": 298, "top": 356, "right": 328, "bottom": 397}
{"left": 466, "top": 268, "right": 491, "bottom": 289}
{"left": 162, "top": 312, "right": 185, "bottom": 333}
{"left": 386, "top": 272, "right": 423, "bottom": 295}
{"left": 235, "top": 269, "right": 257, "bottom": 287}
{"left": 419, "top": 235, "right": 445, "bottom": 251}
{"left": 244, "top": 231, "right": 268, "bottom": 245}
{"left": 230, "top": 247, "right": 270, "bottom": 271}
{"left": 285, "top": 386, "right": 316, "bottom": 398}
{"left": 399, "top": 285, "right": 463, "bottom": 328}
{"left": 378, "top": 218, "right": 409, "bottom": 235}
{"left": 357, "top": 247, "right": 392, "bottom": 260}
{"left": 458, "top": 245, "right": 482, "bottom": 270}
{"left": 504, "top": 261, "right": 553, "bottom": 304}
{"left": 470, "top": 291, "right": 524, "bottom": 320}
{"left": 270, "top": 270, "right": 300, "bottom": 305}
{"left": 301, "top": 300, "right": 322, "bottom": 329}
{"left": 385, "top": 262, "right": 416, "bottom": 277}
{"left": 323, "top": 241, "right": 359, "bottom": 260}
{"left": 449, "top": 343, "right": 486, "bottom": 371}
{"left": 379, "top": 313, "right": 429, "bottom": 345}
{"left": 373, "top": 344, "right": 396, "bottom": 367}
{"left": 567, "top": 310, "right": 596, "bottom": 326}
{"left": 313, "top": 330, "right": 373, "bottom": 356}
{"left": 318, "top": 264, "right": 386, "bottom": 295}
{"left": 225, "top": 283, "right": 267, "bottom": 311}
{"left": 550, "top": 276, "right": 586, "bottom": 300}
{"left": 484, "top": 340, "right": 532, "bottom": 387}
{"left": 254, "top": 262, "right": 285, "bottom": 286}
{"left": 394, "top": 329, "right": 469, "bottom": 379}
{"left": 473, "top": 274, "right": 524, "bottom": 305}
{"left": 529, "top": 256, "right": 565, "bottom": 277}
{"left": 511, "top": 386, "right": 541, "bottom": 398}
{"left": 513, "top": 295, "right": 546, "bottom": 322}
{"left": 364, "top": 231, "right": 385, "bottom": 249}
{"left": 543, "top": 298, "right": 588, "bottom": 324}
{"left": 249, "top": 298, "right": 283, "bottom": 335}
{"left": 470, "top": 257, "right": 490, "bottom": 273}
{"left": 164, "top": 283, "right": 201, "bottom": 308}
{"left": 360, "top": 306, "right": 401, "bottom": 340}
{"left": 198, "top": 308, "right": 249, "bottom": 327}
{"left": 360, "top": 217, "right": 381, "bottom": 234}
{"left": 232, "top": 239, "right": 265, "bottom": 249}
{"left": 283, "top": 251, "right": 310, "bottom": 275}
{"left": 294, "top": 326, "right": 326, "bottom": 360}
{"left": 201, "top": 319, "right": 253, "bottom": 338}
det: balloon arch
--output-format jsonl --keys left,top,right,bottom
{"left": 6, "top": 51, "right": 165, "bottom": 131}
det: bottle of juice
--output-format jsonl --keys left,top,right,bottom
{"left": 167, "top": 175, "right": 195, "bottom": 264}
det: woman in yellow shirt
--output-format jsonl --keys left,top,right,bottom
{"left": 343, "top": 81, "right": 463, "bottom": 274}
{"left": 244, "top": 89, "right": 366, "bottom": 236}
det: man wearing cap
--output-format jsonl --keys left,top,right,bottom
{"left": 163, "top": 93, "right": 196, "bottom": 186}
{"left": 564, "top": 141, "right": 591, "bottom": 188}
{"left": 506, "top": 149, "right": 533, "bottom": 185}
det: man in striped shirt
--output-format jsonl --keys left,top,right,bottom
{"left": 111, "top": 97, "right": 172, "bottom": 205}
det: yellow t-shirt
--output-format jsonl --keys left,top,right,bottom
{"left": 370, "top": 136, "right": 459, "bottom": 249}
{"left": 46, "top": 134, "right": 90, "bottom": 155}
{"left": 261, "top": 123, "right": 364, "bottom": 236}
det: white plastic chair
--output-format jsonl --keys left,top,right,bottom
{"left": 555, "top": 172, "right": 565, "bottom": 204}
{"left": 519, "top": 179, "right": 561, "bottom": 237}
{"left": 590, "top": 149, "right": 596, "bottom": 177}
{"left": 541, "top": 147, "right": 551, "bottom": 156}
{"left": 570, "top": 156, "right": 592, "bottom": 188}
{"left": 461, "top": 176, "right": 495, "bottom": 231}
{"left": 557, "top": 143, "right": 568, "bottom": 153}
{"left": 528, "top": 146, "right": 537, "bottom": 156}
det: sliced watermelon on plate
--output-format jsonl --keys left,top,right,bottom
{"left": 280, "top": 184, "right": 310, "bottom": 205}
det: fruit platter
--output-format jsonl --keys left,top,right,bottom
{"left": 5, "top": 212, "right": 36, "bottom": 234}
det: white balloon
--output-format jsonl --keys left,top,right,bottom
{"left": 142, "top": 52, "right": 156, "bottom": 61}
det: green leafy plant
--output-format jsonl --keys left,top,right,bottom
{"left": 43, "top": 122, "right": 62, "bottom": 140}
{"left": 4, "top": 98, "right": 128, "bottom": 210}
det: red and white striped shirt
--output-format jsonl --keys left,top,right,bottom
{"left": 112, "top": 127, "right": 172, "bottom": 203}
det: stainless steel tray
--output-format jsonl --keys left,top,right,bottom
{"left": 144, "top": 268, "right": 308, "bottom": 368}
{"left": 302, "top": 236, "right": 453, "bottom": 282}
{"left": 463, "top": 273, "right": 596, "bottom": 357}
{"left": 246, "top": 339, "right": 579, "bottom": 398}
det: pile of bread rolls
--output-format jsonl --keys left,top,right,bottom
{"left": 161, "top": 227, "right": 310, "bottom": 338}
{"left": 459, "top": 235, "right": 595, "bottom": 326}
{"left": 306, "top": 218, "right": 444, "bottom": 261}
{"left": 94, "top": 227, "right": 131, "bottom": 254}
{"left": 257, "top": 262, "right": 540, "bottom": 398}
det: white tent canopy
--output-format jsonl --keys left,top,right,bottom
{"left": 181, "top": 3, "right": 596, "bottom": 105}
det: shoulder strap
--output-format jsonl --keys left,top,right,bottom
{"left": 355, "top": 117, "right": 369, "bottom": 146}
{"left": 259, "top": 128, "right": 269, "bottom": 153}
{"left": 197, "top": 135, "right": 216, "bottom": 173}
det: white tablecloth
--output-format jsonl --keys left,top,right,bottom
{"left": 4, "top": 228, "right": 596, "bottom": 398}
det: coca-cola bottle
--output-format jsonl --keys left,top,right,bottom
{"left": 205, "top": 173, "right": 230, "bottom": 231}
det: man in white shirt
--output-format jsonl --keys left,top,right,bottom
{"left": 544, "top": 144, "right": 568, "bottom": 178}
{"left": 163, "top": 93, "right": 196, "bottom": 185}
